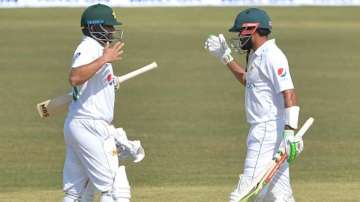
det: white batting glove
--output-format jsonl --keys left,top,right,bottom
{"left": 204, "top": 34, "right": 234, "bottom": 65}
{"left": 111, "top": 127, "right": 129, "bottom": 146}
{"left": 118, "top": 140, "right": 145, "bottom": 163}
{"left": 113, "top": 76, "right": 120, "bottom": 90}
{"left": 109, "top": 126, "right": 145, "bottom": 163}
{"left": 283, "top": 130, "right": 304, "bottom": 163}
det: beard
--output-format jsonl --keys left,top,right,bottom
{"left": 240, "top": 36, "right": 253, "bottom": 51}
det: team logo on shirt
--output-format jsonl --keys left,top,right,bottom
{"left": 107, "top": 74, "right": 115, "bottom": 85}
{"left": 277, "top": 68, "right": 287, "bottom": 77}
{"left": 107, "top": 74, "right": 113, "bottom": 82}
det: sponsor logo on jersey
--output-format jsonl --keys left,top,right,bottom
{"left": 277, "top": 68, "right": 286, "bottom": 77}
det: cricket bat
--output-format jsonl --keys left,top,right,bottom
{"left": 36, "top": 62, "right": 158, "bottom": 118}
{"left": 236, "top": 117, "right": 315, "bottom": 202}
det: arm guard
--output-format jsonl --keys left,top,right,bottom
{"left": 285, "top": 106, "right": 300, "bottom": 129}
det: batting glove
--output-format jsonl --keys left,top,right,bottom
{"left": 283, "top": 130, "right": 304, "bottom": 163}
{"left": 118, "top": 140, "right": 145, "bottom": 163}
{"left": 204, "top": 34, "right": 234, "bottom": 65}
{"left": 110, "top": 126, "right": 145, "bottom": 163}
{"left": 114, "top": 76, "right": 120, "bottom": 90}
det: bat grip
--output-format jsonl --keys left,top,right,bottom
{"left": 265, "top": 153, "right": 287, "bottom": 183}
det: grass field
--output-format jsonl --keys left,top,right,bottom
{"left": 0, "top": 6, "right": 360, "bottom": 202}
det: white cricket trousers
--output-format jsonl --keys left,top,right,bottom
{"left": 63, "top": 118, "right": 119, "bottom": 199}
{"left": 244, "top": 120, "right": 294, "bottom": 201}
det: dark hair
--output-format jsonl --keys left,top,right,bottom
{"left": 256, "top": 28, "right": 271, "bottom": 37}
{"left": 82, "top": 28, "right": 90, "bottom": 36}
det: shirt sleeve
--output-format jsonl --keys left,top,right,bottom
{"left": 265, "top": 52, "right": 294, "bottom": 94}
{"left": 71, "top": 43, "right": 99, "bottom": 68}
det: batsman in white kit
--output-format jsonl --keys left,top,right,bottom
{"left": 63, "top": 4, "right": 144, "bottom": 202}
{"left": 205, "top": 8, "right": 304, "bottom": 201}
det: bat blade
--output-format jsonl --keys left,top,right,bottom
{"left": 238, "top": 151, "right": 287, "bottom": 202}
{"left": 237, "top": 117, "right": 315, "bottom": 202}
{"left": 36, "top": 93, "right": 72, "bottom": 118}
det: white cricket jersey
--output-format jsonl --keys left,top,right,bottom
{"left": 67, "top": 36, "right": 117, "bottom": 123}
{"left": 245, "top": 39, "right": 294, "bottom": 124}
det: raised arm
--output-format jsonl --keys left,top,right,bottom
{"left": 226, "top": 60, "right": 246, "bottom": 86}
{"left": 69, "top": 42, "right": 124, "bottom": 86}
{"left": 205, "top": 34, "right": 246, "bottom": 86}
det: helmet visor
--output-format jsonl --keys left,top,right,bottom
{"left": 239, "top": 22, "right": 259, "bottom": 36}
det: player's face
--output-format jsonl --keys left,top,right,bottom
{"left": 230, "top": 23, "right": 258, "bottom": 53}
{"left": 108, "top": 25, "right": 123, "bottom": 43}
{"left": 103, "top": 25, "right": 115, "bottom": 33}
{"left": 102, "top": 25, "right": 116, "bottom": 41}
{"left": 88, "top": 24, "right": 123, "bottom": 45}
{"left": 239, "top": 33, "right": 253, "bottom": 50}
{"left": 230, "top": 33, "right": 253, "bottom": 53}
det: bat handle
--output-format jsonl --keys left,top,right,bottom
{"left": 117, "top": 62, "right": 158, "bottom": 84}
{"left": 296, "top": 117, "right": 314, "bottom": 138}
{"left": 265, "top": 153, "right": 287, "bottom": 183}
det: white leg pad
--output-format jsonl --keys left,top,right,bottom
{"left": 81, "top": 182, "right": 96, "bottom": 202}
{"left": 100, "top": 191, "right": 114, "bottom": 202}
{"left": 114, "top": 198, "right": 130, "bottom": 202}
{"left": 263, "top": 194, "right": 295, "bottom": 202}
{"left": 112, "top": 166, "right": 131, "bottom": 201}
{"left": 64, "top": 192, "right": 81, "bottom": 202}
{"left": 229, "top": 174, "right": 252, "bottom": 202}
{"left": 262, "top": 184, "right": 295, "bottom": 202}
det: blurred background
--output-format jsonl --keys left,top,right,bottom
{"left": 0, "top": 1, "right": 359, "bottom": 201}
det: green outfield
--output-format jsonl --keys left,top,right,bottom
{"left": 0, "top": 7, "right": 359, "bottom": 202}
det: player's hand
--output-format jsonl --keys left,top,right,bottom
{"left": 118, "top": 140, "right": 145, "bottom": 163}
{"left": 114, "top": 76, "right": 120, "bottom": 90}
{"left": 102, "top": 41, "right": 124, "bottom": 63}
{"left": 204, "top": 34, "right": 234, "bottom": 64}
{"left": 283, "top": 130, "right": 304, "bottom": 163}
{"left": 111, "top": 127, "right": 145, "bottom": 163}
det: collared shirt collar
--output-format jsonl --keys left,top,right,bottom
{"left": 83, "top": 36, "right": 103, "bottom": 48}
{"left": 254, "top": 39, "right": 275, "bottom": 56}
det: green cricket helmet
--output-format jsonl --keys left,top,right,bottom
{"left": 81, "top": 4, "right": 121, "bottom": 27}
{"left": 229, "top": 8, "right": 271, "bottom": 35}
{"left": 229, "top": 8, "right": 271, "bottom": 53}
{"left": 81, "top": 4, "right": 123, "bottom": 44}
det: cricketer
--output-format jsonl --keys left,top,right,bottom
{"left": 62, "top": 4, "right": 143, "bottom": 202}
{"left": 205, "top": 8, "right": 304, "bottom": 202}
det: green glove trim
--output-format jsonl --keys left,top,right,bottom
{"left": 288, "top": 142, "right": 297, "bottom": 163}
